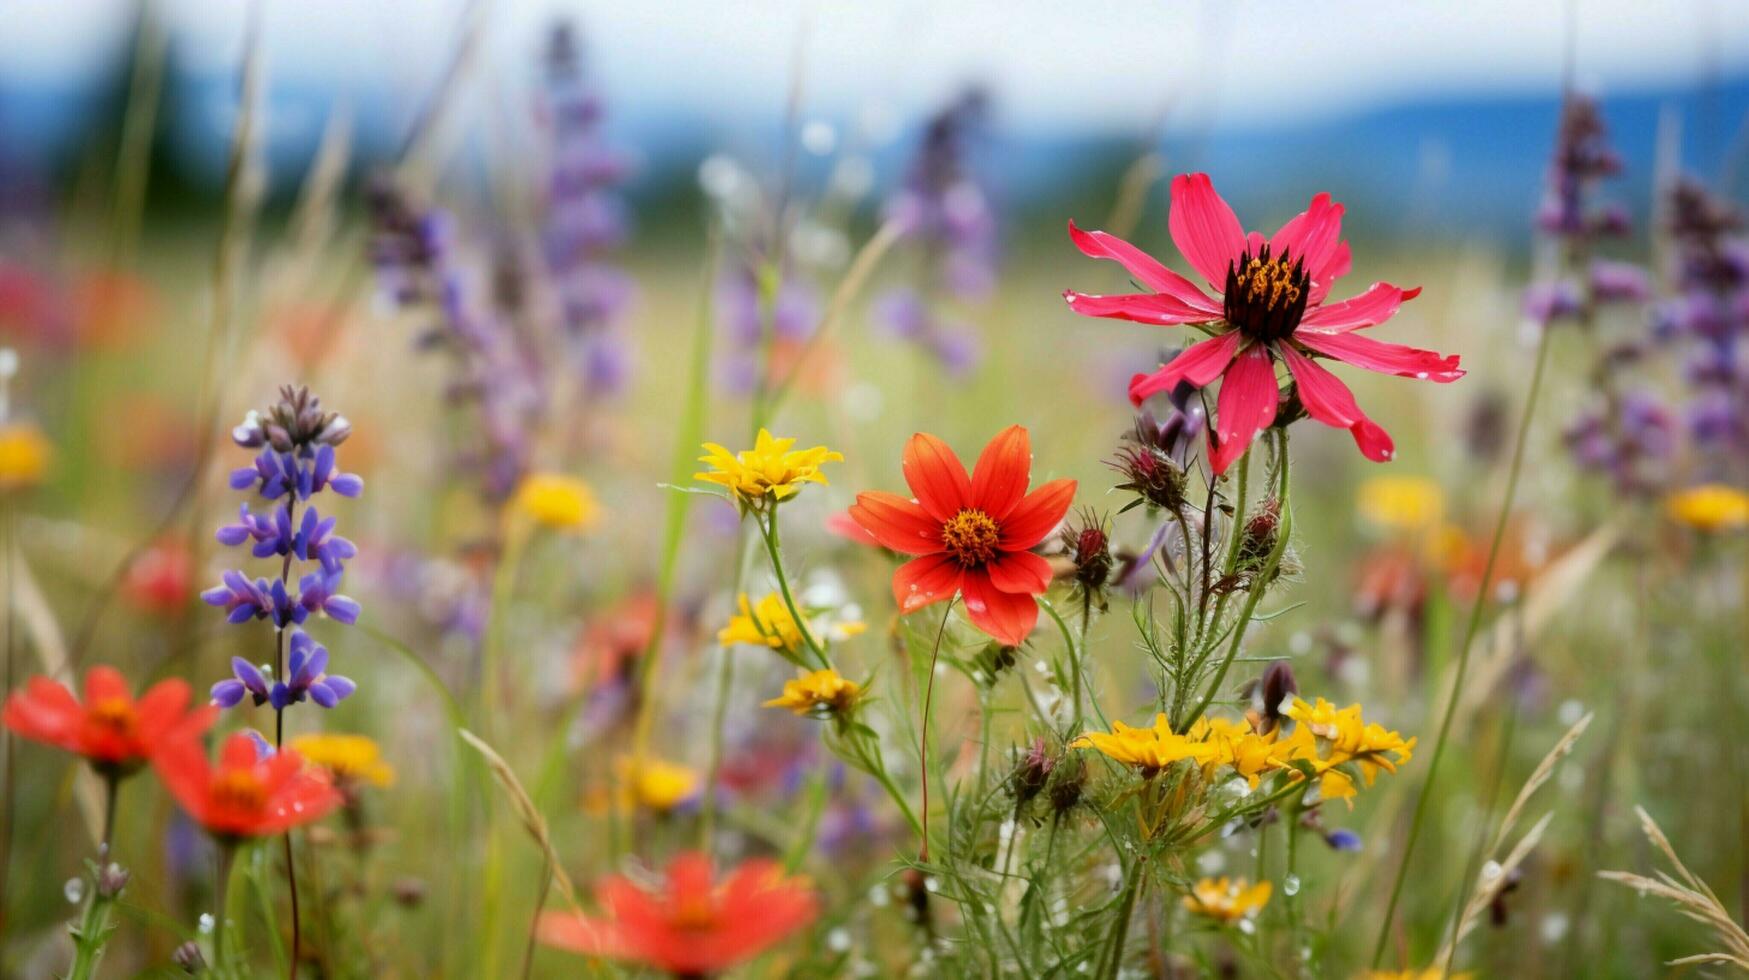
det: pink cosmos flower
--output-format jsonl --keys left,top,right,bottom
{"left": 1064, "top": 173, "right": 1463, "bottom": 473}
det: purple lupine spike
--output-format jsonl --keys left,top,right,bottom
{"left": 211, "top": 656, "right": 273, "bottom": 708}
{"left": 268, "top": 631, "right": 352, "bottom": 709}
{"left": 298, "top": 570, "right": 360, "bottom": 625}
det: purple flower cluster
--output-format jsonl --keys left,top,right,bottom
{"left": 716, "top": 263, "right": 820, "bottom": 393}
{"left": 368, "top": 178, "right": 543, "bottom": 502}
{"left": 541, "top": 21, "right": 636, "bottom": 397}
{"left": 873, "top": 88, "right": 998, "bottom": 374}
{"left": 202, "top": 386, "right": 361, "bottom": 712}
{"left": 1655, "top": 178, "right": 1749, "bottom": 464}
{"left": 213, "top": 633, "right": 356, "bottom": 710}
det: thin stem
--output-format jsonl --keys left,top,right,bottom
{"left": 1371, "top": 324, "right": 1553, "bottom": 967}
{"left": 758, "top": 509, "right": 829, "bottom": 669}
{"left": 700, "top": 522, "right": 752, "bottom": 850}
{"left": 212, "top": 844, "right": 238, "bottom": 971}
{"left": 1178, "top": 429, "right": 1291, "bottom": 734}
{"left": 1099, "top": 855, "right": 1147, "bottom": 980}
{"left": 99, "top": 774, "right": 119, "bottom": 862}
{"left": 916, "top": 601, "right": 955, "bottom": 862}
{"left": 519, "top": 861, "right": 554, "bottom": 980}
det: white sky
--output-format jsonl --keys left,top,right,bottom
{"left": 3, "top": 0, "right": 1747, "bottom": 132}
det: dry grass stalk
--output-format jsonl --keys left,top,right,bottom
{"left": 1598, "top": 806, "right": 1749, "bottom": 971}
{"left": 457, "top": 728, "right": 582, "bottom": 912}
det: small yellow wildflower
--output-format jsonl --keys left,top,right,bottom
{"left": 512, "top": 473, "right": 601, "bottom": 531}
{"left": 0, "top": 422, "right": 51, "bottom": 491}
{"left": 763, "top": 668, "right": 862, "bottom": 717}
{"left": 1664, "top": 483, "right": 1749, "bottom": 533}
{"left": 1189, "top": 716, "right": 1281, "bottom": 788}
{"left": 1183, "top": 876, "right": 1272, "bottom": 922}
{"left": 289, "top": 733, "right": 395, "bottom": 787}
{"left": 695, "top": 429, "right": 842, "bottom": 505}
{"left": 1273, "top": 697, "right": 1416, "bottom": 804}
{"left": 1357, "top": 475, "right": 1444, "bottom": 533}
{"left": 1072, "top": 714, "right": 1218, "bottom": 774}
{"left": 615, "top": 756, "right": 700, "bottom": 813}
{"left": 717, "top": 593, "right": 865, "bottom": 658}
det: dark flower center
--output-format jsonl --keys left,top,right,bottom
{"left": 941, "top": 508, "right": 1001, "bottom": 567}
{"left": 1223, "top": 246, "right": 1309, "bottom": 342}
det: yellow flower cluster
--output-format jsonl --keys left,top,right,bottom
{"left": 1071, "top": 714, "right": 1218, "bottom": 773}
{"left": 512, "top": 474, "right": 601, "bottom": 531}
{"left": 763, "top": 668, "right": 862, "bottom": 717}
{"left": 1274, "top": 697, "right": 1416, "bottom": 803}
{"left": 695, "top": 429, "right": 842, "bottom": 505}
{"left": 0, "top": 422, "right": 51, "bottom": 491}
{"left": 1183, "top": 876, "right": 1272, "bottom": 922}
{"left": 290, "top": 733, "right": 395, "bottom": 787}
{"left": 1664, "top": 483, "right": 1749, "bottom": 533}
{"left": 1074, "top": 698, "right": 1414, "bottom": 805}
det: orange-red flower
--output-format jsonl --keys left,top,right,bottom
{"left": 537, "top": 852, "right": 816, "bottom": 974}
{"left": 153, "top": 732, "right": 341, "bottom": 840}
{"left": 2, "top": 666, "right": 215, "bottom": 775}
{"left": 850, "top": 426, "right": 1075, "bottom": 646}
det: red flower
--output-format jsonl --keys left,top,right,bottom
{"left": 1065, "top": 173, "right": 1463, "bottom": 473}
{"left": 152, "top": 731, "right": 341, "bottom": 840}
{"left": 537, "top": 852, "right": 816, "bottom": 975}
{"left": 849, "top": 426, "right": 1075, "bottom": 646}
{"left": 2, "top": 666, "right": 215, "bottom": 774}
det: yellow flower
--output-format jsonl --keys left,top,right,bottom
{"left": 1183, "top": 876, "right": 1271, "bottom": 922}
{"left": 1188, "top": 716, "right": 1281, "bottom": 788}
{"left": 1274, "top": 697, "right": 1416, "bottom": 804}
{"left": 0, "top": 422, "right": 51, "bottom": 491}
{"left": 1072, "top": 714, "right": 1218, "bottom": 774}
{"left": 512, "top": 474, "right": 601, "bottom": 531}
{"left": 1664, "top": 484, "right": 1749, "bottom": 533}
{"left": 764, "top": 668, "right": 862, "bottom": 717}
{"left": 289, "top": 733, "right": 395, "bottom": 787}
{"left": 695, "top": 429, "right": 842, "bottom": 505}
{"left": 1357, "top": 475, "right": 1444, "bottom": 533}
{"left": 616, "top": 755, "right": 700, "bottom": 813}
{"left": 717, "top": 593, "right": 865, "bottom": 658}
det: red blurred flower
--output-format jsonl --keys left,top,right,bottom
{"left": 2, "top": 666, "right": 215, "bottom": 775}
{"left": 1065, "top": 173, "right": 1463, "bottom": 473}
{"left": 537, "top": 852, "right": 816, "bottom": 975}
{"left": 122, "top": 538, "right": 195, "bottom": 616}
{"left": 825, "top": 508, "right": 881, "bottom": 548}
{"left": 153, "top": 732, "right": 341, "bottom": 840}
{"left": 849, "top": 426, "right": 1075, "bottom": 646}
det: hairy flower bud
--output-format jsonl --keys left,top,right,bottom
{"left": 1011, "top": 737, "right": 1056, "bottom": 806}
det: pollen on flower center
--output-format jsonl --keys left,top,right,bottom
{"left": 1223, "top": 246, "right": 1309, "bottom": 342}
{"left": 88, "top": 698, "right": 138, "bottom": 735}
{"left": 670, "top": 897, "right": 719, "bottom": 931}
{"left": 213, "top": 770, "right": 268, "bottom": 813}
{"left": 940, "top": 508, "right": 1000, "bottom": 567}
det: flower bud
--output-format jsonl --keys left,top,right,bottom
{"left": 96, "top": 862, "right": 130, "bottom": 899}
{"left": 1011, "top": 737, "right": 1055, "bottom": 806}
{"left": 172, "top": 940, "right": 207, "bottom": 974}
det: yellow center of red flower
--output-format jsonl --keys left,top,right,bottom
{"left": 1224, "top": 246, "right": 1309, "bottom": 341}
{"left": 213, "top": 770, "right": 268, "bottom": 813}
{"left": 941, "top": 508, "right": 1000, "bottom": 567}
{"left": 88, "top": 698, "right": 138, "bottom": 737}
{"left": 670, "top": 895, "right": 720, "bottom": 931}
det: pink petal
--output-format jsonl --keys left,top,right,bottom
{"left": 1293, "top": 331, "right": 1463, "bottom": 382}
{"left": 1066, "top": 221, "right": 1221, "bottom": 311}
{"left": 1270, "top": 192, "right": 1346, "bottom": 283}
{"left": 1207, "top": 344, "right": 1280, "bottom": 475}
{"left": 1278, "top": 344, "right": 1395, "bottom": 462}
{"left": 1062, "top": 290, "right": 1215, "bottom": 326}
{"left": 1300, "top": 282, "right": 1422, "bottom": 333}
{"left": 1168, "top": 173, "right": 1247, "bottom": 291}
{"left": 1309, "top": 241, "right": 1351, "bottom": 304}
{"left": 1128, "top": 331, "right": 1244, "bottom": 405}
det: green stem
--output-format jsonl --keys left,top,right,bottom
{"left": 212, "top": 844, "right": 237, "bottom": 973}
{"left": 699, "top": 524, "right": 752, "bottom": 851}
{"left": 1371, "top": 324, "right": 1553, "bottom": 967}
{"left": 916, "top": 602, "right": 955, "bottom": 862}
{"left": 1098, "top": 856, "right": 1147, "bottom": 980}
{"left": 758, "top": 509, "right": 830, "bottom": 669}
{"left": 66, "top": 887, "right": 116, "bottom": 980}
{"left": 1178, "top": 429, "right": 1291, "bottom": 734}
